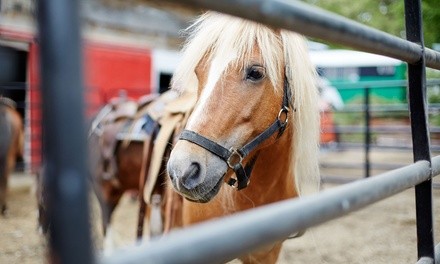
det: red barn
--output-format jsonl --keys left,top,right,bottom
{"left": 0, "top": 26, "right": 180, "bottom": 172}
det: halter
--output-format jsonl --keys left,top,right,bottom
{"left": 179, "top": 78, "right": 292, "bottom": 190}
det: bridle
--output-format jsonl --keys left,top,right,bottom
{"left": 178, "top": 78, "right": 292, "bottom": 190}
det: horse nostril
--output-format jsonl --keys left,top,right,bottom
{"left": 181, "top": 162, "right": 201, "bottom": 190}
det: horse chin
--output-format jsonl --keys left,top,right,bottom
{"left": 182, "top": 175, "right": 225, "bottom": 203}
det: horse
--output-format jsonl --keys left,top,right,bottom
{"left": 166, "top": 12, "right": 320, "bottom": 263}
{"left": 0, "top": 96, "right": 24, "bottom": 216}
{"left": 88, "top": 95, "right": 150, "bottom": 244}
{"left": 88, "top": 90, "right": 192, "bottom": 251}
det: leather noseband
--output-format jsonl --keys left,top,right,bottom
{"left": 179, "top": 78, "right": 292, "bottom": 190}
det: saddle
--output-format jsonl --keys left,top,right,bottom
{"left": 90, "top": 96, "right": 140, "bottom": 183}
{"left": 90, "top": 89, "right": 196, "bottom": 236}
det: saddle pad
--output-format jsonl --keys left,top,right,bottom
{"left": 143, "top": 91, "right": 196, "bottom": 204}
{"left": 143, "top": 113, "right": 183, "bottom": 204}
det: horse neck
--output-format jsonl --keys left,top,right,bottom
{"left": 237, "top": 126, "right": 296, "bottom": 207}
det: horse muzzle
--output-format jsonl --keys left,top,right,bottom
{"left": 167, "top": 141, "right": 228, "bottom": 203}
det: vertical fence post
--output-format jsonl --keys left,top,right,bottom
{"left": 36, "top": 0, "right": 94, "bottom": 263}
{"left": 364, "top": 86, "right": 370, "bottom": 178}
{"left": 404, "top": 0, "right": 435, "bottom": 261}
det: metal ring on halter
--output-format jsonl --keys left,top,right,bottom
{"left": 277, "top": 106, "right": 290, "bottom": 126}
{"left": 227, "top": 149, "right": 244, "bottom": 169}
{"left": 229, "top": 178, "right": 251, "bottom": 189}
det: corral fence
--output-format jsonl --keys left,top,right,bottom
{"left": 321, "top": 79, "right": 440, "bottom": 182}
{"left": 35, "top": 0, "right": 440, "bottom": 264}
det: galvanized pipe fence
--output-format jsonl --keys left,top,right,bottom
{"left": 320, "top": 80, "right": 440, "bottom": 181}
{"left": 35, "top": 0, "right": 440, "bottom": 263}
{"left": 101, "top": 156, "right": 440, "bottom": 264}
{"left": 36, "top": 0, "right": 94, "bottom": 263}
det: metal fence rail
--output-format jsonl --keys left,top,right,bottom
{"left": 101, "top": 156, "right": 440, "bottom": 264}
{"left": 161, "top": 0, "right": 440, "bottom": 70}
{"left": 36, "top": 0, "right": 93, "bottom": 263}
{"left": 35, "top": 0, "right": 440, "bottom": 263}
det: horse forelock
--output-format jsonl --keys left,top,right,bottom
{"left": 172, "top": 12, "right": 321, "bottom": 196}
{"left": 172, "top": 12, "right": 285, "bottom": 94}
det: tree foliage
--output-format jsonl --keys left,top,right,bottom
{"left": 302, "top": 0, "right": 440, "bottom": 49}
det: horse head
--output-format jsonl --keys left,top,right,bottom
{"left": 167, "top": 12, "right": 320, "bottom": 203}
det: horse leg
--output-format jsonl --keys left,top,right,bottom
{"left": 3, "top": 134, "right": 18, "bottom": 217}
{"left": 148, "top": 193, "right": 163, "bottom": 238}
{"left": 0, "top": 168, "right": 7, "bottom": 215}
{"left": 0, "top": 110, "right": 11, "bottom": 216}
{"left": 37, "top": 203, "right": 51, "bottom": 234}
{"left": 100, "top": 185, "right": 123, "bottom": 256}
{"left": 0, "top": 148, "right": 9, "bottom": 216}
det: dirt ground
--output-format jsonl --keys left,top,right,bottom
{"left": 1, "top": 149, "right": 440, "bottom": 264}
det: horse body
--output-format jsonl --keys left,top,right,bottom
{"left": 0, "top": 97, "right": 24, "bottom": 215}
{"left": 89, "top": 97, "right": 148, "bottom": 236}
{"left": 167, "top": 12, "right": 320, "bottom": 263}
{"left": 89, "top": 91, "right": 190, "bottom": 248}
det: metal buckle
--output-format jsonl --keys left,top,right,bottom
{"left": 227, "top": 176, "right": 250, "bottom": 190}
{"left": 229, "top": 177, "right": 239, "bottom": 189}
{"left": 227, "top": 149, "right": 243, "bottom": 169}
{"left": 277, "top": 106, "right": 289, "bottom": 126}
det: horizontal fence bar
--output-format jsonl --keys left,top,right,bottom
{"left": 320, "top": 161, "right": 408, "bottom": 171}
{"left": 321, "top": 175, "right": 440, "bottom": 189}
{"left": 433, "top": 155, "right": 440, "bottom": 176}
{"left": 325, "top": 143, "right": 440, "bottom": 153}
{"left": 416, "top": 257, "right": 434, "bottom": 264}
{"left": 162, "top": 0, "right": 440, "bottom": 70}
{"left": 334, "top": 79, "right": 440, "bottom": 89}
{"left": 325, "top": 125, "right": 440, "bottom": 134}
{"left": 335, "top": 106, "right": 440, "bottom": 113}
{"left": 102, "top": 156, "right": 440, "bottom": 264}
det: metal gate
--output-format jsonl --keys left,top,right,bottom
{"left": 35, "top": 0, "right": 440, "bottom": 263}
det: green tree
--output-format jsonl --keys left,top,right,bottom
{"left": 302, "top": 0, "right": 440, "bottom": 49}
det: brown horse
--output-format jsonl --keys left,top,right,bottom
{"left": 88, "top": 96, "right": 147, "bottom": 246}
{"left": 166, "top": 12, "right": 320, "bottom": 263}
{"left": 37, "top": 97, "right": 153, "bottom": 238}
{"left": 89, "top": 91, "right": 192, "bottom": 251}
{"left": 0, "top": 97, "right": 24, "bottom": 215}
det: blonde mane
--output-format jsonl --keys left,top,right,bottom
{"left": 172, "top": 12, "right": 320, "bottom": 195}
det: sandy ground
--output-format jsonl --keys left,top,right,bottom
{"left": 1, "top": 149, "right": 440, "bottom": 264}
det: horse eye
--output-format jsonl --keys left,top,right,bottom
{"left": 246, "top": 66, "right": 265, "bottom": 82}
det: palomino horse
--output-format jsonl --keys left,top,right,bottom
{"left": 0, "top": 97, "right": 24, "bottom": 215}
{"left": 166, "top": 12, "right": 320, "bottom": 263}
